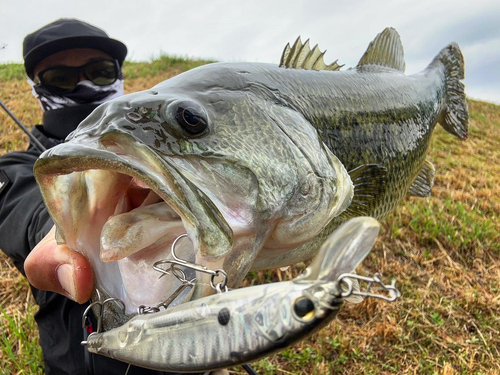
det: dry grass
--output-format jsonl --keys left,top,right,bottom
{"left": 0, "top": 63, "right": 499, "bottom": 374}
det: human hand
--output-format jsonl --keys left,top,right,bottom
{"left": 24, "top": 225, "right": 94, "bottom": 303}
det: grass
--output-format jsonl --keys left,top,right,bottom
{"left": 1, "top": 307, "right": 43, "bottom": 374}
{"left": 0, "top": 253, "right": 44, "bottom": 374}
{"left": 1, "top": 57, "right": 499, "bottom": 374}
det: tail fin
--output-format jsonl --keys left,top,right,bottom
{"left": 427, "top": 43, "right": 469, "bottom": 140}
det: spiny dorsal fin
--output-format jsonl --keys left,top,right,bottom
{"left": 407, "top": 159, "right": 435, "bottom": 197}
{"left": 357, "top": 27, "right": 405, "bottom": 72}
{"left": 340, "top": 164, "right": 388, "bottom": 219}
{"left": 280, "top": 37, "right": 343, "bottom": 71}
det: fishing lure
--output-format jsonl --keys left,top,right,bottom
{"left": 83, "top": 217, "right": 399, "bottom": 373}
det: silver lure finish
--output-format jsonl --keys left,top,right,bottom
{"left": 85, "top": 217, "right": 385, "bottom": 372}
{"left": 87, "top": 278, "right": 338, "bottom": 372}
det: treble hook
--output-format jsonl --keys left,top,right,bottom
{"left": 81, "top": 289, "right": 126, "bottom": 345}
{"left": 153, "top": 234, "right": 229, "bottom": 292}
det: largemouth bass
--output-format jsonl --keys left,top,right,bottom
{"left": 34, "top": 28, "right": 468, "bottom": 326}
{"left": 84, "top": 217, "right": 399, "bottom": 372}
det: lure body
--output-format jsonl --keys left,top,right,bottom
{"left": 87, "top": 279, "right": 340, "bottom": 372}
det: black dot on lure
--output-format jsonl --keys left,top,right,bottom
{"left": 218, "top": 308, "right": 230, "bottom": 325}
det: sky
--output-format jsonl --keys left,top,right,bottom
{"left": 1, "top": 0, "right": 499, "bottom": 104}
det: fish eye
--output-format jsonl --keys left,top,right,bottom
{"left": 174, "top": 101, "right": 208, "bottom": 134}
{"left": 293, "top": 297, "right": 315, "bottom": 322}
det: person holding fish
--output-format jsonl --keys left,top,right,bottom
{"left": 0, "top": 18, "right": 216, "bottom": 375}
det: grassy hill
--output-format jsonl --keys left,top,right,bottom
{"left": 0, "top": 57, "right": 499, "bottom": 375}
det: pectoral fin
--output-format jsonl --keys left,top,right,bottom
{"left": 340, "top": 164, "right": 387, "bottom": 219}
{"left": 407, "top": 159, "right": 435, "bottom": 197}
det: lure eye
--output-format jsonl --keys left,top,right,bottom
{"left": 174, "top": 101, "right": 208, "bottom": 134}
{"left": 293, "top": 297, "right": 315, "bottom": 322}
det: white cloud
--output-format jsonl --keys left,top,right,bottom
{"left": 0, "top": 0, "right": 498, "bottom": 103}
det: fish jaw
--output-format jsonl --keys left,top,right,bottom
{"left": 34, "top": 132, "right": 235, "bottom": 322}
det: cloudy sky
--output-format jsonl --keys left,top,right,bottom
{"left": 1, "top": 0, "right": 499, "bottom": 103}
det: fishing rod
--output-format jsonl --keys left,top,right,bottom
{"left": 0, "top": 99, "right": 46, "bottom": 152}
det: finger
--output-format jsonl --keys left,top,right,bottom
{"left": 25, "top": 226, "right": 94, "bottom": 303}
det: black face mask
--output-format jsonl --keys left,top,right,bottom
{"left": 41, "top": 104, "right": 101, "bottom": 140}
{"left": 28, "top": 76, "right": 124, "bottom": 112}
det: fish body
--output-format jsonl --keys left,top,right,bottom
{"left": 34, "top": 28, "right": 468, "bottom": 325}
{"left": 85, "top": 217, "right": 383, "bottom": 372}
{"left": 252, "top": 29, "right": 469, "bottom": 268}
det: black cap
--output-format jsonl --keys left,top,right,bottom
{"left": 23, "top": 18, "right": 127, "bottom": 78}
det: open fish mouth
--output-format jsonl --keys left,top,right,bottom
{"left": 97, "top": 174, "right": 183, "bottom": 262}
{"left": 34, "top": 133, "right": 233, "bottom": 324}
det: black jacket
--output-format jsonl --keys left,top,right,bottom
{"left": 0, "top": 114, "right": 188, "bottom": 375}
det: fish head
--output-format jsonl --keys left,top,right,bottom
{"left": 34, "top": 63, "right": 353, "bottom": 327}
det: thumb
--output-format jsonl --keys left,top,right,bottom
{"left": 25, "top": 226, "right": 94, "bottom": 303}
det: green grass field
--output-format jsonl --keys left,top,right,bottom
{"left": 0, "top": 57, "right": 499, "bottom": 375}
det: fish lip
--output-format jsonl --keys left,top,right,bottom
{"left": 34, "top": 133, "right": 233, "bottom": 325}
{"left": 35, "top": 140, "right": 193, "bottom": 224}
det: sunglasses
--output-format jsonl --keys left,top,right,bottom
{"left": 34, "top": 59, "right": 120, "bottom": 92}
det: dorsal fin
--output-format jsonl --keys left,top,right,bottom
{"left": 407, "top": 159, "right": 435, "bottom": 197}
{"left": 357, "top": 28, "right": 406, "bottom": 72}
{"left": 280, "top": 37, "right": 343, "bottom": 71}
